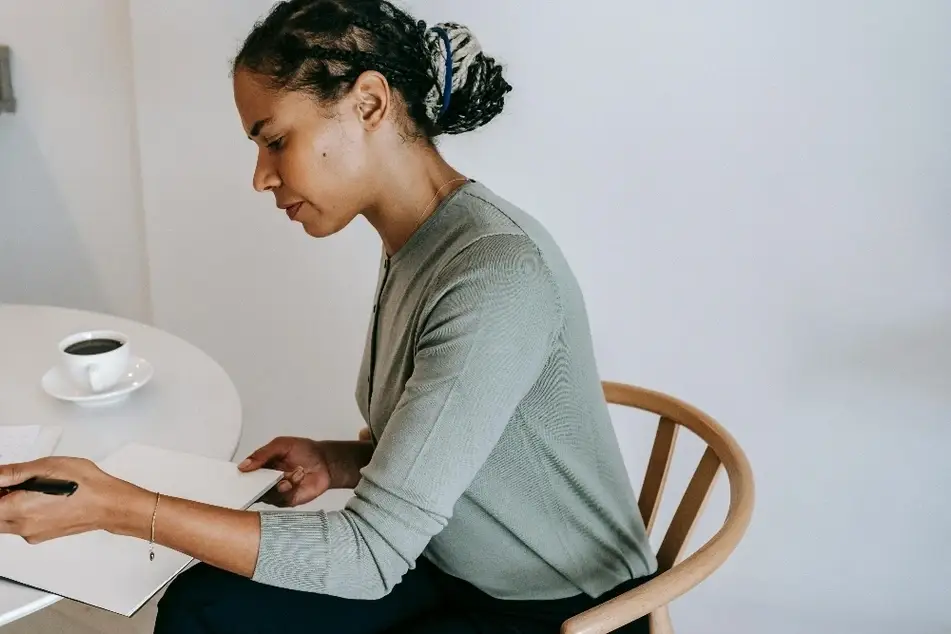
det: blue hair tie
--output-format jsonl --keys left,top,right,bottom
{"left": 431, "top": 27, "right": 453, "bottom": 118}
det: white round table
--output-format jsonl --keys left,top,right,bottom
{"left": 0, "top": 303, "right": 243, "bottom": 627}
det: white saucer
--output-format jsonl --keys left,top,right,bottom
{"left": 41, "top": 357, "right": 154, "bottom": 407}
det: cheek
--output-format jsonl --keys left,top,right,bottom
{"left": 326, "top": 126, "right": 369, "bottom": 180}
{"left": 285, "top": 124, "right": 368, "bottom": 206}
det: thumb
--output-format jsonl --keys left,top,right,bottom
{"left": 238, "top": 439, "right": 286, "bottom": 472}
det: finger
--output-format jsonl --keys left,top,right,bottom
{"left": 0, "top": 460, "right": 50, "bottom": 488}
{"left": 259, "top": 487, "right": 291, "bottom": 507}
{"left": 0, "top": 494, "right": 27, "bottom": 532}
{"left": 289, "top": 484, "right": 321, "bottom": 507}
{"left": 238, "top": 438, "right": 289, "bottom": 471}
{"left": 0, "top": 491, "right": 31, "bottom": 522}
{"left": 262, "top": 465, "right": 308, "bottom": 505}
{"left": 288, "top": 466, "right": 304, "bottom": 484}
{"left": 289, "top": 474, "right": 329, "bottom": 507}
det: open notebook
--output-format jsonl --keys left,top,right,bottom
{"left": 0, "top": 443, "right": 282, "bottom": 617}
{"left": 0, "top": 425, "right": 63, "bottom": 464}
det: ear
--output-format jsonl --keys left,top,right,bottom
{"left": 352, "top": 70, "right": 390, "bottom": 131}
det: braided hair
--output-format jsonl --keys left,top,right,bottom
{"left": 233, "top": 0, "right": 512, "bottom": 139}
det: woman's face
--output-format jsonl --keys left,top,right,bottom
{"left": 232, "top": 69, "right": 380, "bottom": 238}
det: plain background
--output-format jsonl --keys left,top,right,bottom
{"left": 0, "top": 1, "right": 150, "bottom": 321}
{"left": 2, "top": 1, "right": 950, "bottom": 632}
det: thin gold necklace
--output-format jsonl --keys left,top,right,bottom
{"left": 411, "top": 176, "right": 470, "bottom": 233}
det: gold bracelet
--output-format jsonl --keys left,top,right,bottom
{"left": 148, "top": 492, "right": 160, "bottom": 562}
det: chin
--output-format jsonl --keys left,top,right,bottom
{"left": 298, "top": 208, "right": 355, "bottom": 239}
{"left": 300, "top": 223, "right": 330, "bottom": 238}
{"left": 300, "top": 219, "right": 341, "bottom": 239}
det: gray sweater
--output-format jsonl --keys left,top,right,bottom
{"left": 252, "top": 182, "right": 657, "bottom": 600}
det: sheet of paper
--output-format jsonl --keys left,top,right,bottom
{"left": 0, "top": 426, "right": 41, "bottom": 463}
{"left": 0, "top": 425, "right": 62, "bottom": 464}
{"left": 0, "top": 443, "right": 282, "bottom": 617}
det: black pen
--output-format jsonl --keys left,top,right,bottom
{"left": 2, "top": 477, "right": 78, "bottom": 496}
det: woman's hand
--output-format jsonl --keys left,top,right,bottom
{"left": 0, "top": 457, "right": 149, "bottom": 544}
{"left": 238, "top": 436, "right": 331, "bottom": 507}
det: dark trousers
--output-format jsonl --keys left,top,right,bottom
{"left": 154, "top": 558, "right": 653, "bottom": 634}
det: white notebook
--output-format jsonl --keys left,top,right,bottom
{"left": 0, "top": 443, "right": 282, "bottom": 617}
{"left": 0, "top": 425, "right": 62, "bottom": 463}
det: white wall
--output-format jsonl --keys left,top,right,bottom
{"left": 129, "top": 1, "right": 951, "bottom": 631}
{"left": 0, "top": 0, "right": 150, "bottom": 321}
{"left": 127, "top": 2, "right": 381, "bottom": 522}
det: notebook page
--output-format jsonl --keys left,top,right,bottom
{"left": 0, "top": 425, "right": 62, "bottom": 464}
{"left": 0, "top": 426, "right": 41, "bottom": 463}
{"left": 0, "top": 443, "right": 282, "bottom": 617}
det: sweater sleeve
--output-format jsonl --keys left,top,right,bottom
{"left": 250, "top": 234, "right": 563, "bottom": 598}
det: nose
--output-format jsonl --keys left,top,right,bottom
{"left": 252, "top": 147, "right": 281, "bottom": 193}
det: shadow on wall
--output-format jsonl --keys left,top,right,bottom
{"left": 0, "top": 117, "right": 106, "bottom": 310}
{"left": 793, "top": 309, "right": 951, "bottom": 405}
{"left": 833, "top": 314, "right": 951, "bottom": 401}
{"left": 775, "top": 304, "right": 951, "bottom": 620}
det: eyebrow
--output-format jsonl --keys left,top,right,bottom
{"left": 248, "top": 118, "right": 272, "bottom": 139}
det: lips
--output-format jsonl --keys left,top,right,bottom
{"left": 284, "top": 202, "right": 303, "bottom": 221}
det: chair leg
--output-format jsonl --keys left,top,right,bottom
{"left": 649, "top": 606, "right": 674, "bottom": 634}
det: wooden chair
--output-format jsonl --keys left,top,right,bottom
{"left": 358, "top": 380, "right": 755, "bottom": 634}
{"left": 561, "top": 381, "right": 754, "bottom": 633}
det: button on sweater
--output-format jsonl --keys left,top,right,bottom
{"left": 252, "top": 182, "right": 657, "bottom": 600}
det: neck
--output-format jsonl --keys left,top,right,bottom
{"left": 361, "top": 144, "right": 468, "bottom": 257}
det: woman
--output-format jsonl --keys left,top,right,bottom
{"left": 0, "top": 1, "right": 657, "bottom": 632}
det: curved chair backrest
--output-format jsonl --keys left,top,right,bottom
{"left": 561, "top": 382, "right": 755, "bottom": 634}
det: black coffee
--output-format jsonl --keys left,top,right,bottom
{"left": 63, "top": 338, "right": 124, "bottom": 356}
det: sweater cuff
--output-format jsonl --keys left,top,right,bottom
{"left": 252, "top": 510, "right": 330, "bottom": 591}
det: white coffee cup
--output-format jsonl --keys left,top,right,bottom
{"left": 58, "top": 330, "right": 131, "bottom": 393}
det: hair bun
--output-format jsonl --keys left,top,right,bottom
{"left": 423, "top": 22, "right": 512, "bottom": 135}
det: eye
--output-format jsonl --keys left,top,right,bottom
{"left": 266, "top": 137, "right": 285, "bottom": 152}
